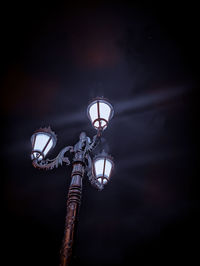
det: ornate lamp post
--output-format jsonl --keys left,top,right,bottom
{"left": 30, "top": 97, "right": 114, "bottom": 266}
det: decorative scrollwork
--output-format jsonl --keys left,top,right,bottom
{"left": 87, "top": 134, "right": 101, "bottom": 153}
{"left": 31, "top": 129, "right": 104, "bottom": 190}
{"left": 32, "top": 146, "right": 73, "bottom": 170}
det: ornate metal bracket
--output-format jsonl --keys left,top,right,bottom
{"left": 31, "top": 129, "right": 105, "bottom": 190}
{"left": 32, "top": 145, "right": 73, "bottom": 170}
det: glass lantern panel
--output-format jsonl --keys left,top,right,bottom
{"left": 103, "top": 179, "right": 108, "bottom": 184}
{"left": 98, "top": 178, "right": 102, "bottom": 184}
{"left": 89, "top": 102, "right": 98, "bottom": 123}
{"left": 43, "top": 139, "right": 53, "bottom": 156}
{"left": 34, "top": 133, "right": 50, "bottom": 152}
{"left": 94, "top": 120, "right": 100, "bottom": 128}
{"left": 100, "top": 120, "right": 106, "bottom": 127}
{"left": 94, "top": 159, "right": 104, "bottom": 177}
{"left": 104, "top": 160, "right": 112, "bottom": 179}
{"left": 32, "top": 152, "right": 43, "bottom": 161}
{"left": 99, "top": 102, "right": 111, "bottom": 121}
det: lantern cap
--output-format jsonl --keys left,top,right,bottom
{"left": 87, "top": 96, "right": 112, "bottom": 106}
{"left": 93, "top": 150, "right": 114, "bottom": 163}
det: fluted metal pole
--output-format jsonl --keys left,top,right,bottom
{"left": 60, "top": 154, "right": 85, "bottom": 266}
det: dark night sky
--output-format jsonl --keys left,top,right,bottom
{"left": 2, "top": 2, "right": 199, "bottom": 266}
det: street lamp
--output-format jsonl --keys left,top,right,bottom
{"left": 93, "top": 151, "right": 114, "bottom": 185}
{"left": 31, "top": 127, "right": 57, "bottom": 161}
{"left": 87, "top": 97, "right": 114, "bottom": 130}
{"left": 30, "top": 97, "right": 114, "bottom": 266}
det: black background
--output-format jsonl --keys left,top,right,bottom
{"left": 2, "top": 2, "right": 199, "bottom": 266}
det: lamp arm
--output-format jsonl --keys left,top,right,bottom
{"left": 32, "top": 146, "right": 73, "bottom": 170}
{"left": 85, "top": 154, "right": 104, "bottom": 191}
{"left": 87, "top": 128, "right": 102, "bottom": 153}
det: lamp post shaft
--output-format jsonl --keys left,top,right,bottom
{"left": 60, "top": 157, "right": 85, "bottom": 266}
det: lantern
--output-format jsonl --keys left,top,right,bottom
{"left": 87, "top": 97, "right": 114, "bottom": 130}
{"left": 93, "top": 152, "right": 114, "bottom": 185}
{"left": 31, "top": 127, "right": 57, "bottom": 161}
